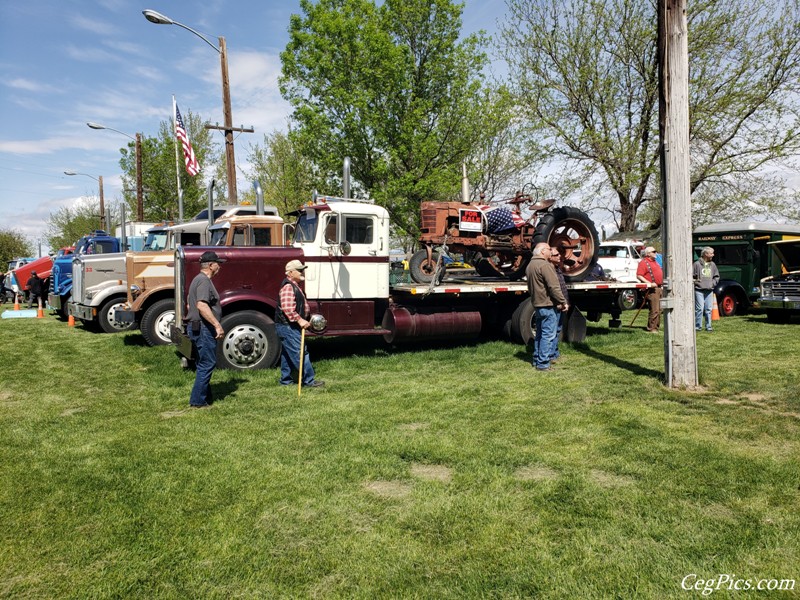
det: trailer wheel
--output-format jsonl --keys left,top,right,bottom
{"left": 718, "top": 291, "right": 739, "bottom": 316}
{"left": 217, "top": 311, "right": 280, "bottom": 370}
{"left": 533, "top": 207, "right": 599, "bottom": 282}
{"left": 409, "top": 249, "right": 441, "bottom": 284}
{"left": 141, "top": 299, "right": 175, "bottom": 346}
{"left": 617, "top": 289, "right": 638, "bottom": 311}
{"left": 98, "top": 296, "right": 137, "bottom": 333}
{"left": 509, "top": 299, "right": 536, "bottom": 345}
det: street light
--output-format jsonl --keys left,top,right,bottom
{"left": 87, "top": 122, "right": 144, "bottom": 221}
{"left": 64, "top": 171, "right": 105, "bottom": 230}
{"left": 144, "top": 8, "right": 251, "bottom": 204}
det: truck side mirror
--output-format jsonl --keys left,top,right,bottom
{"left": 340, "top": 240, "right": 352, "bottom": 256}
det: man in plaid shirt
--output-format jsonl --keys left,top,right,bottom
{"left": 275, "top": 259, "right": 325, "bottom": 388}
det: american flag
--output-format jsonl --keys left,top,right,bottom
{"left": 480, "top": 205, "right": 525, "bottom": 233}
{"left": 175, "top": 103, "right": 200, "bottom": 176}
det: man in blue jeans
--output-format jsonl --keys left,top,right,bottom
{"left": 525, "top": 244, "right": 569, "bottom": 371}
{"left": 275, "top": 259, "right": 325, "bottom": 388}
{"left": 186, "top": 251, "right": 226, "bottom": 408}
{"left": 692, "top": 246, "right": 720, "bottom": 331}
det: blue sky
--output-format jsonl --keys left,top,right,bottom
{"left": 0, "top": 0, "right": 503, "bottom": 253}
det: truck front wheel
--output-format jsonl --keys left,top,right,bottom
{"left": 409, "top": 249, "right": 441, "bottom": 284}
{"left": 98, "top": 296, "right": 137, "bottom": 333}
{"left": 718, "top": 291, "right": 740, "bottom": 316}
{"left": 141, "top": 299, "right": 175, "bottom": 346}
{"left": 218, "top": 311, "right": 280, "bottom": 370}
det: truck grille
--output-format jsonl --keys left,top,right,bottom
{"left": 73, "top": 264, "right": 84, "bottom": 302}
{"left": 767, "top": 279, "right": 800, "bottom": 299}
{"left": 420, "top": 208, "right": 438, "bottom": 233}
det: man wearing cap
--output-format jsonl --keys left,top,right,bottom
{"left": 526, "top": 243, "right": 568, "bottom": 371}
{"left": 636, "top": 246, "right": 664, "bottom": 333}
{"left": 186, "top": 251, "right": 226, "bottom": 408}
{"left": 275, "top": 260, "right": 324, "bottom": 388}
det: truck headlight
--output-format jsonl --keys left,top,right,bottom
{"left": 309, "top": 313, "right": 327, "bottom": 332}
{"left": 86, "top": 290, "right": 94, "bottom": 299}
{"left": 130, "top": 284, "right": 141, "bottom": 299}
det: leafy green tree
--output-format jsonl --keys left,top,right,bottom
{"left": 44, "top": 202, "right": 104, "bottom": 250}
{"left": 246, "top": 130, "right": 319, "bottom": 217}
{"left": 0, "top": 228, "right": 34, "bottom": 268}
{"left": 118, "top": 108, "right": 219, "bottom": 222}
{"left": 500, "top": 0, "right": 800, "bottom": 231}
{"left": 280, "top": 0, "right": 504, "bottom": 236}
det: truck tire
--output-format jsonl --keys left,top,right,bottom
{"left": 98, "top": 296, "right": 137, "bottom": 334}
{"left": 217, "top": 310, "right": 280, "bottom": 370}
{"left": 141, "top": 299, "right": 175, "bottom": 347}
{"left": 718, "top": 291, "right": 740, "bottom": 317}
{"left": 533, "top": 207, "right": 600, "bottom": 282}
{"left": 409, "top": 249, "right": 440, "bottom": 284}
{"left": 509, "top": 299, "right": 536, "bottom": 345}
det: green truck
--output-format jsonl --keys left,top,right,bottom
{"left": 692, "top": 222, "right": 800, "bottom": 316}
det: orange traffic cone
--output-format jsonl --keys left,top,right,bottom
{"left": 37, "top": 307, "right": 44, "bottom": 318}
{"left": 13, "top": 294, "right": 20, "bottom": 311}
{"left": 68, "top": 314, "right": 75, "bottom": 327}
{"left": 711, "top": 294, "right": 720, "bottom": 321}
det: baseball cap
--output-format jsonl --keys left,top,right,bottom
{"left": 285, "top": 259, "right": 307, "bottom": 272}
{"left": 199, "top": 251, "right": 226, "bottom": 263}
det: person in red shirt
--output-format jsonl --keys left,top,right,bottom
{"left": 636, "top": 246, "right": 664, "bottom": 333}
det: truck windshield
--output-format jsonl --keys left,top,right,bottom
{"left": 210, "top": 228, "right": 228, "bottom": 246}
{"left": 294, "top": 212, "right": 319, "bottom": 243}
{"left": 143, "top": 231, "right": 169, "bottom": 251}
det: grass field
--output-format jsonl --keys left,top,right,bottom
{"left": 1, "top": 306, "right": 798, "bottom": 598}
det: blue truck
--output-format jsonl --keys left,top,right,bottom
{"left": 47, "top": 231, "right": 120, "bottom": 319}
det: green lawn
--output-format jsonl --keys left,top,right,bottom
{"left": 1, "top": 307, "right": 798, "bottom": 598}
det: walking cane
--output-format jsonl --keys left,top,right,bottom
{"left": 629, "top": 291, "right": 650, "bottom": 326}
{"left": 298, "top": 327, "right": 306, "bottom": 397}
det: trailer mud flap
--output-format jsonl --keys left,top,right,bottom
{"left": 564, "top": 306, "right": 587, "bottom": 343}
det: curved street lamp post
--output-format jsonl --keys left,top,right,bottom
{"left": 143, "top": 9, "right": 253, "bottom": 205}
{"left": 87, "top": 122, "right": 144, "bottom": 221}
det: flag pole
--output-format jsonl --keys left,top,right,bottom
{"left": 173, "top": 95, "right": 184, "bottom": 223}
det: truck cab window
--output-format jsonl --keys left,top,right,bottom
{"left": 253, "top": 228, "right": 272, "bottom": 246}
{"left": 210, "top": 229, "right": 227, "bottom": 246}
{"left": 325, "top": 216, "right": 338, "bottom": 244}
{"left": 344, "top": 216, "right": 373, "bottom": 244}
{"left": 233, "top": 227, "right": 246, "bottom": 246}
{"left": 181, "top": 233, "right": 202, "bottom": 246}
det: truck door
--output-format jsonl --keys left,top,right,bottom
{"left": 306, "top": 211, "right": 388, "bottom": 300}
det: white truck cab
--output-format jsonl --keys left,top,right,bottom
{"left": 597, "top": 240, "right": 643, "bottom": 282}
{"left": 291, "top": 196, "right": 390, "bottom": 300}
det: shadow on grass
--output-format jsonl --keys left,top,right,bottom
{"left": 123, "top": 333, "right": 150, "bottom": 347}
{"left": 308, "top": 334, "right": 485, "bottom": 362}
{"left": 570, "top": 342, "right": 663, "bottom": 379}
{"left": 210, "top": 377, "right": 247, "bottom": 404}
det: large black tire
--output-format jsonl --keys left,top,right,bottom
{"left": 141, "top": 298, "right": 175, "bottom": 346}
{"left": 409, "top": 249, "right": 440, "bottom": 284}
{"left": 217, "top": 310, "right": 280, "bottom": 370}
{"left": 509, "top": 299, "right": 536, "bottom": 346}
{"left": 533, "top": 207, "right": 600, "bottom": 282}
{"left": 98, "top": 296, "right": 137, "bottom": 334}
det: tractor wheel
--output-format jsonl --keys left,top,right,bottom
{"left": 217, "top": 311, "right": 280, "bottom": 370}
{"left": 409, "top": 249, "right": 440, "bottom": 284}
{"left": 533, "top": 207, "right": 600, "bottom": 282}
{"left": 141, "top": 299, "right": 175, "bottom": 346}
{"left": 718, "top": 291, "right": 739, "bottom": 317}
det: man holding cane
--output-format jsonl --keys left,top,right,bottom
{"left": 275, "top": 260, "right": 325, "bottom": 389}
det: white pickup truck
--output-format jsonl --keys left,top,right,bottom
{"left": 597, "top": 240, "right": 644, "bottom": 282}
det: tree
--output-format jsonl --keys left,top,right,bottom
{"left": 0, "top": 228, "right": 34, "bottom": 267}
{"left": 246, "top": 130, "right": 319, "bottom": 217}
{"left": 45, "top": 201, "right": 104, "bottom": 250}
{"left": 280, "top": 0, "right": 509, "bottom": 236}
{"left": 500, "top": 0, "right": 800, "bottom": 231}
{"left": 118, "top": 108, "right": 218, "bottom": 222}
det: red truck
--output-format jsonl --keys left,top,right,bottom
{"left": 12, "top": 247, "right": 74, "bottom": 299}
{"left": 172, "top": 197, "right": 650, "bottom": 370}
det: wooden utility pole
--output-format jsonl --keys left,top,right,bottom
{"left": 658, "top": 0, "right": 698, "bottom": 387}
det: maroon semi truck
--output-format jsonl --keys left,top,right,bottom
{"left": 171, "top": 197, "right": 650, "bottom": 370}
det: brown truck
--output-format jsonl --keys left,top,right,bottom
{"left": 117, "top": 213, "right": 287, "bottom": 346}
